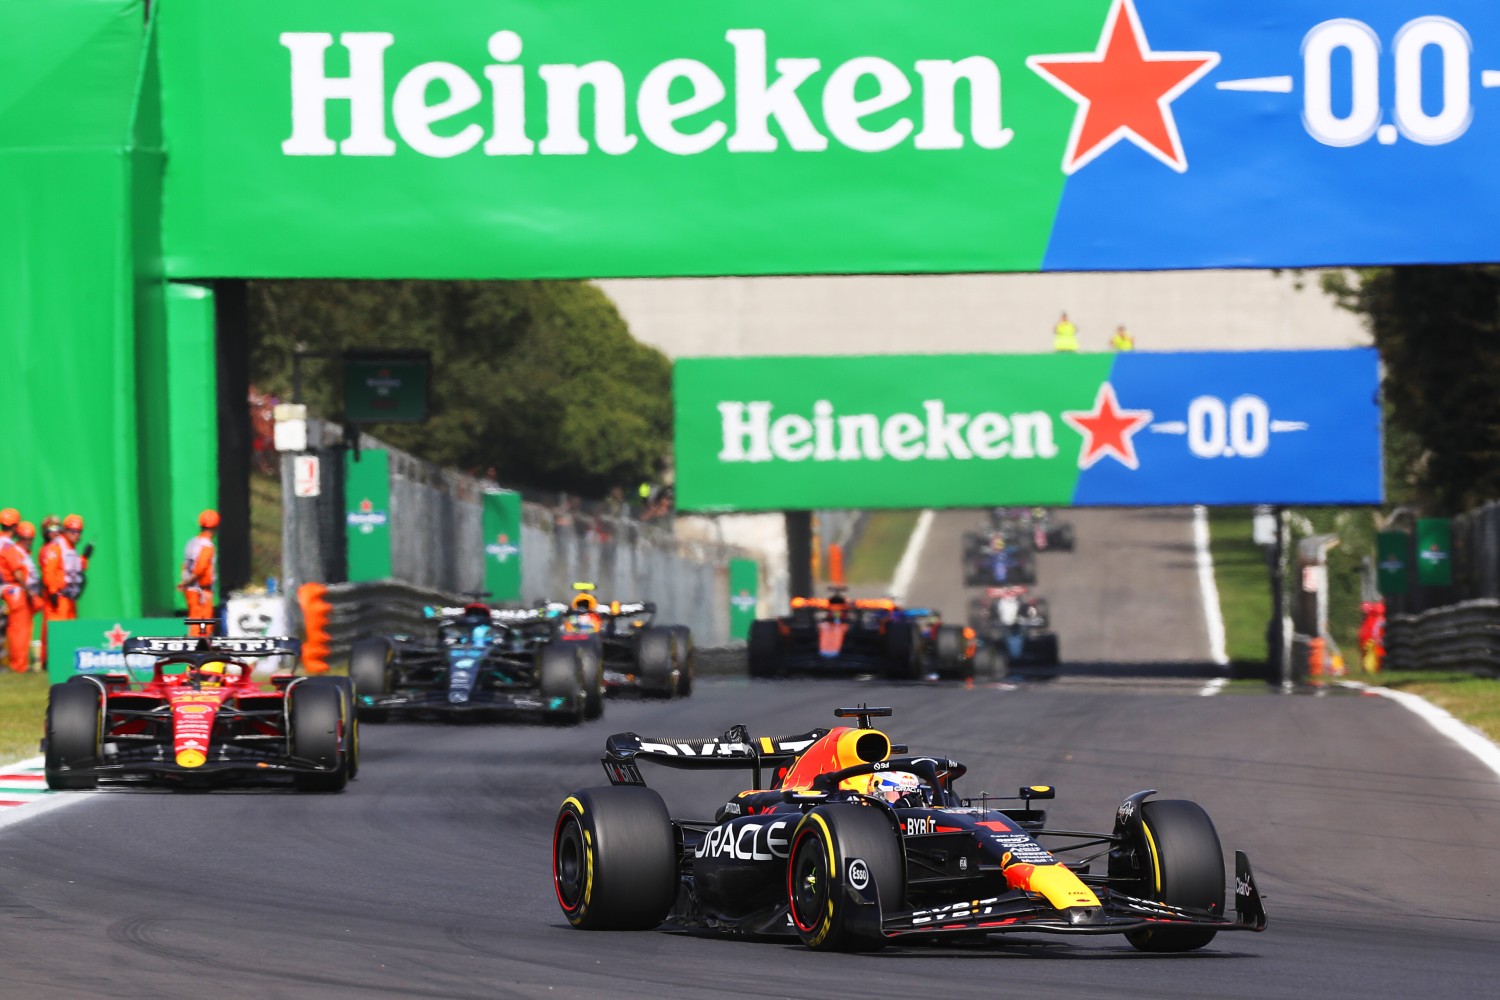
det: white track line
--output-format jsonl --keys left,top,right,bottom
{"left": 1193, "top": 505, "right": 1229, "bottom": 669}
{"left": 1340, "top": 682, "right": 1500, "bottom": 783}
{"left": 890, "top": 510, "right": 935, "bottom": 605}
{"left": 1200, "top": 677, "right": 1229, "bottom": 697}
{"left": 0, "top": 755, "right": 91, "bottom": 833}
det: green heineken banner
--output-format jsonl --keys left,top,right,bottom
{"left": 1376, "top": 532, "right": 1410, "bottom": 597}
{"left": 728, "top": 558, "right": 759, "bottom": 640}
{"left": 676, "top": 349, "right": 1382, "bottom": 510}
{"left": 345, "top": 449, "right": 393, "bottom": 580}
{"left": 47, "top": 618, "right": 184, "bottom": 684}
{"left": 483, "top": 490, "right": 523, "bottom": 601}
{"left": 344, "top": 350, "right": 431, "bottom": 423}
{"left": 1416, "top": 519, "right": 1452, "bottom": 588}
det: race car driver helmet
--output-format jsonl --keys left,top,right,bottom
{"left": 868, "top": 770, "right": 927, "bottom": 807}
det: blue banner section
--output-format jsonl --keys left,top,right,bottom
{"left": 1047, "top": 0, "right": 1500, "bottom": 270}
{"left": 1072, "top": 348, "right": 1382, "bottom": 505}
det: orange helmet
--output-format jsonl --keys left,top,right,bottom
{"left": 0, "top": 508, "right": 18, "bottom": 529}
{"left": 63, "top": 514, "right": 84, "bottom": 532}
{"left": 16, "top": 521, "right": 35, "bottom": 540}
{"left": 571, "top": 592, "right": 598, "bottom": 613}
{"left": 199, "top": 509, "right": 221, "bottom": 529}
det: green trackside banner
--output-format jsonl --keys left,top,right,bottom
{"left": 1376, "top": 532, "right": 1410, "bottom": 597}
{"left": 483, "top": 490, "right": 523, "bottom": 601}
{"left": 47, "top": 618, "right": 183, "bottom": 684}
{"left": 345, "top": 449, "right": 392, "bottom": 581}
{"left": 728, "top": 558, "right": 759, "bottom": 640}
{"left": 675, "top": 350, "right": 1383, "bottom": 510}
{"left": 1416, "top": 519, "right": 1453, "bottom": 588}
{"left": 153, "top": 0, "right": 1500, "bottom": 279}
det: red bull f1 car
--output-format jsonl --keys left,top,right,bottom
{"left": 544, "top": 584, "right": 693, "bottom": 699}
{"left": 43, "top": 633, "right": 357, "bottom": 792}
{"left": 552, "top": 706, "right": 1266, "bottom": 951}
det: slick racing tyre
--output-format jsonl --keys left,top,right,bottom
{"left": 348, "top": 637, "right": 394, "bottom": 723}
{"left": 669, "top": 625, "right": 695, "bottom": 697}
{"left": 883, "top": 621, "right": 922, "bottom": 681}
{"left": 788, "top": 805, "right": 905, "bottom": 951}
{"left": 635, "top": 627, "right": 678, "bottom": 699}
{"left": 747, "top": 620, "right": 782, "bottom": 678}
{"left": 934, "top": 624, "right": 967, "bottom": 677}
{"left": 574, "top": 636, "right": 605, "bottom": 720}
{"left": 553, "top": 786, "right": 676, "bottom": 930}
{"left": 972, "top": 643, "right": 1007, "bottom": 681}
{"left": 1034, "top": 633, "right": 1061, "bottom": 667}
{"left": 303, "top": 676, "right": 360, "bottom": 781}
{"left": 44, "top": 679, "right": 104, "bottom": 790}
{"left": 538, "top": 642, "right": 585, "bottom": 725}
{"left": 1120, "top": 800, "right": 1225, "bottom": 952}
{"left": 289, "top": 680, "right": 349, "bottom": 792}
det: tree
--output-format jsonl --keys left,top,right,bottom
{"left": 248, "top": 280, "right": 672, "bottom": 496}
{"left": 1323, "top": 266, "right": 1500, "bottom": 512}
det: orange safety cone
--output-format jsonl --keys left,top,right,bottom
{"left": 1308, "top": 637, "right": 1326, "bottom": 679}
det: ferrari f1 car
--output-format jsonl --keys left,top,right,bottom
{"left": 552, "top": 705, "right": 1265, "bottom": 951}
{"left": 349, "top": 599, "right": 601, "bottom": 724}
{"left": 546, "top": 584, "right": 693, "bottom": 700}
{"left": 968, "top": 586, "right": 1060, "bottom": 667}
{"left": 747, "top": 592, "right": 926, "bottom": 679}
{"left": 43, "top": 633, "right": 357, "bottom": 792}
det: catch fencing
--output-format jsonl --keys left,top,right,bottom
{"left": 280, "top": 420, "right": 763, "bottom": 645}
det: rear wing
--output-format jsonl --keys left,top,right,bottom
{"left": 121, "top": 636, "right": 302, "bottom": 657}
{"left": 602, "top": 727, "right": 829, "bottom": 789}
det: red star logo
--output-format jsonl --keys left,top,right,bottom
{"left": 359, "top": 498, "right": 373, "bottom": 513}
{"left": 497, "top": 533, "right": 509, "bottom": 544}
{"left": 1027, "top": 0, "right": 1219, "bottom": 174}
{"left": 1062, "top": 384, "right": 1154, "bottom": 470}
{"left": 104, "top": 623, "right": 131, "bottom": 649}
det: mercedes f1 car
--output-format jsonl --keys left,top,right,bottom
{"left": 349, "top": 599, "right": 602, "bottom": 724}
{"left": 747, "top": 592, "right": 926, "bottom": 679}
{"left": 43, "top": 633, "right": 357, "bottom": 792}
{"left": 968, "top": 586, "right": 1060, "bottom": 667}
{"left": 552, "top": 706, "right": 1265, "bottom": 951}
{"left": 546, "top": 584, "right": 693, "bottom": 700}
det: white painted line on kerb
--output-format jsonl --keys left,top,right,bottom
{"left": 1340, "top": 682, "right": 1500, "bottom": 783}
{"left": 0, "top": 756, "right": 92, "bottom": 833}
{"left": 1193, "top": 505, "right": 1229, "bottom": 668}
{"left": 1216, "top": 76, "right": 1295, "bottom": 93}
{"left": 890, "top": 510, "right": 935, "bottom": 605}
{"left": 1200, "top": 677, "right": 1229, "bottom": 697}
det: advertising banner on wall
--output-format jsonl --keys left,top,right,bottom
{"left": 1376, "top": 531, "right": 1410, "bottom": 596}
{"left": 1415, "top": 518, "right": 1453, "bottom": 587}
{"left": 345, "top": 449, "right": 393, "bottom": 580}
{"left": 47, "top": 618, "right": 185, "bottom": 684}
{"left": 675, "top": 349, "right": 1382, "bottom": 510}
{"left": 728, "top": 558, "right": 759, "bottom": 639}
{"left": 483, "top": 490, "right": 523, "bottom": 601}
{"left": 157, "top": 0, "right": 1500, "bottom": 279}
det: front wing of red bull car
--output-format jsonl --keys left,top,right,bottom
{"left": 43, "top": 635, "right": 356, "bottom": 792}
{"left": 551, "top": 706, "right": 1265, "bottom": 950}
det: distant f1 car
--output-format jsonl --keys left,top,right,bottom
{"left": 544, "top": 583, "right": 693, "bottom": 700}
{"left": 43, "top": 632, "right": 357, "bottom": 792}
{"left": 961, "top": 532, "right": 1038, "bottom": 588}
{"left": 349, "top": 598, "right": 601, "bottom": 724}
{"left": 747, "top": 591, "right": 929, "bottom": 679}
{"left": 968, "top": 586, "right": 1060, "bottom": 667}
{"left": 552, "top": 705, "right": 1266, "bottom": 951}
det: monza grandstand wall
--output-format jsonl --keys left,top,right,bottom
{"left": 280, "top": 421, "right": 765, "bottom": 645}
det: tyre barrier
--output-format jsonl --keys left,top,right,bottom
{"left": 1383, "top": 598, "right": 1500, "bottom": 673}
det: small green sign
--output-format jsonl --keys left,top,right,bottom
{"left": 483, "top": 490, "right": 523, "bottom": 601}
{"left": 1376, "top": 532, "right": 1409, "bottom": 596}
{"left": 344, "top": 351, "right": 430, "bottom": 424}
{"left": 345, "top": 449, "right": 393, "bottom": 581}
{"left": 47, "top": 618, "right": 185, "bottom": 684}
{"left": 1416, "top": 519, "right": 1452, "bottom": 587}
{"left": 729, "top": 558, "right": 759, "bottom": 640}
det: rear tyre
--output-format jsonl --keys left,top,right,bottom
{"left": 669, "top": 626, "right": 695, "bottom": 697}
{"left": 574, "top": 637, "right": 605, "bottom": 719}
{"left": 553, "top": 786, "right": 677, "bottom": 930}
{"left": 289, "top": 681, "right": 349, "bottom": 792}
{"left": 972, "top": 643, "right": 1007, "bottom": 681}
{"left": 44, "top": 680, "right": 103, "bottom": 790}
{"left": 635, "top": 627, "right": 678, "bottom": 699}
{"left": 788, "top": 805, "right": 905, "bottom": 951}
{"left": 348, "top": 637, "right": 394, "bottom": 723}
{"left": 934, "top": 625, "right": 966, "bottom": 677}
{"left": 883, "top": 621, "right": 922, "bottom": 680}
{"left": 1036, "top": 633, "right": 1061, "bottom": 667}
{"left": 1121, "top": 800, "right": 1225, "bottom": 952}
{"left": 748, "top": 620, "right": 782, "bottom": 678}
{"left": 538, "top": 642, "right": 585, "bottom": 725}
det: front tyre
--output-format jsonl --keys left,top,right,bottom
{"left": 787, "top": 805, "right": 905, "bottom": 951}
{"left": 553, "top": 786, "right": 677, "bottom": 930}
{"left": 348, "top": 637, "right": 394, "bottom": 723}
{"left": 44, "top": 680, "right": 103, "bottom": 790}
{"left": 538, "top": 642, "right": 585, "bottom": 725}
{"left": 635, "top": 627, "right": 678, "bottom": 699}
{"left": 1122, "top": 799, "right": 1225, "bottom": 952}
{"left": 289, "top": 680, "right": 349, "bottom": 793}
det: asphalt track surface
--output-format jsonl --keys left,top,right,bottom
{"left": 6, "top": 511, "right": 1500, "bottom": 998}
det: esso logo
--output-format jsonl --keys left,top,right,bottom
{"left": 847, "top": 858, "right": 871, "bottom": 890}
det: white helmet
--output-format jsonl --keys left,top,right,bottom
{"left": 870, "top": 770, "right": 924, "bottom": 806}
